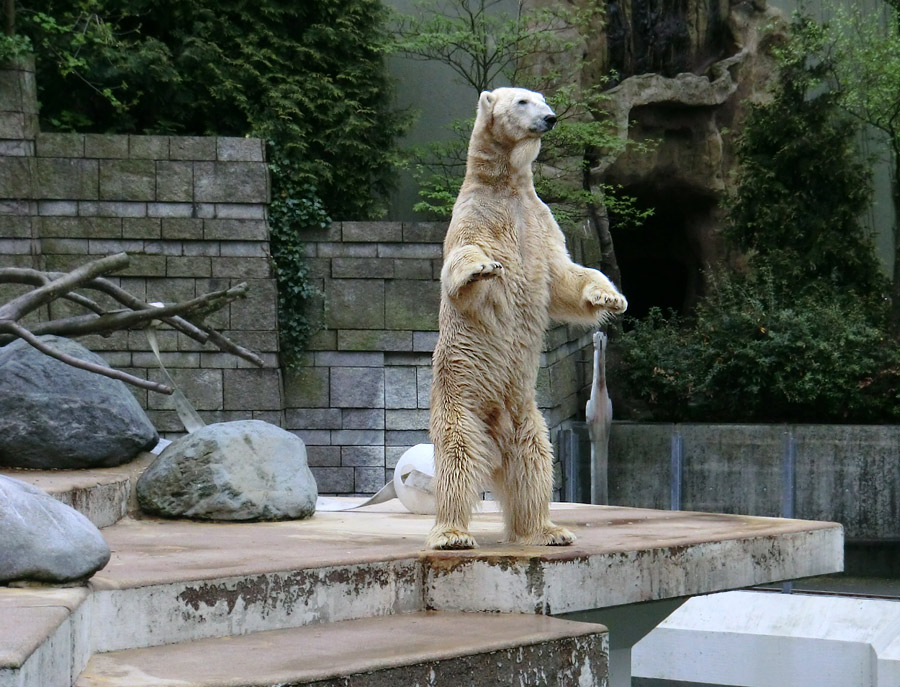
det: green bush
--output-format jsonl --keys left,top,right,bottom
{"left": 614, "top": 272, "right": 900, "bottom": 423}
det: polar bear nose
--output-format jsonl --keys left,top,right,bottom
{"left": 543, "top": 114, "right": 557, "bottom": 130}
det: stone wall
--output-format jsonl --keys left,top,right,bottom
{"left": 283, "top": 221, "right": 597, "bottom": 494}
{"left": 609, "top": 422, "right": 900, "bottom": 541}
{"left": 0, "top": 58, "right": 283, "bottom": 433}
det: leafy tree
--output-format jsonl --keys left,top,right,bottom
{"left": 821, "top": 1, "right": 900, "bottom": 325}
{"left": 725, "top": 13, "right": 887, "bottom": 309}
{"left": 392, "top": 0, "right": 649, "bottom": 287}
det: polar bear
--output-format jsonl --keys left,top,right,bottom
{"left": 427, "top": 87, "right": 627, "bottom": 550}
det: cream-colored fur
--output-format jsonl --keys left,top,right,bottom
{"left": 427, "top": 87, "right": 627, "bottom": 550}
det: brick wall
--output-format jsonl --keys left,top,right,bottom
{"left": 0, "top": 58, "right": 283, "bottom": 432}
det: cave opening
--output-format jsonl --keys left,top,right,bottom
{"left": 609, "top": 183, "right": 718, "bottom": 322}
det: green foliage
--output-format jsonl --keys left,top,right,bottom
{"left": 614, "top": 272, "right": 900, "bottom": 423}
{"left": 613, "top": 13, "right": 899, "bottom": 423}
{"left": 267, "top": 146, "right": 330, "bottom": 368}
{"left": 0, "top": 33, "right": 32, "bottom": 62}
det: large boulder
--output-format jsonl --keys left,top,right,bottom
{"left": 1, "top": 475, "right": 110, "bottom": 584}
{"left": 0, "top": 336, "right": 158, "bottom": 469}
{"left": 137, "top": 420, "right": 317, "bottom": 521}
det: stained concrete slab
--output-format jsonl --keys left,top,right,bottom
{"left": 75, "top": 611, "right": 609, "bottom": 687}
{"left": 0, "top": 588, "right": 87, "bottom": 668}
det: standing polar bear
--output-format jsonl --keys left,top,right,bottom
{"left": 427, "top": 87, "right": 628, "bottom": 550}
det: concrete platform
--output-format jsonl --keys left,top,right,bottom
{"left": 75, "top": 611, "right": 609, "bottom": 687}
{"left": 0, "top": 485, "right": 843, "bottom": 687}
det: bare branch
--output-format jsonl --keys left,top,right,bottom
{"left": 0, "top": 320, "right": 173, "bottom": 394}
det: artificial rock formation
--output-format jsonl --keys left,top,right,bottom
{"left": 0, "top": 475, "right": 111, "bottom": 584}
{"left": 137, "top": 420, "right": 318, "bottom": 521}
{"left": 0, "top": 336, "right": 158, "bottom": 469}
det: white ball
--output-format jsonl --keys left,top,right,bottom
{"left": 393, "top": 444, "right": 436, "bottom": 514}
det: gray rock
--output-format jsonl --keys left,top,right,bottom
{"left": 0, "top": 475, "right": 110, "bottom": 584}
{"left": 137, "top": 420, "right": 318, "bottom": 521}
{"left": 0, "top": 336, "right": 158, "bottom": 469}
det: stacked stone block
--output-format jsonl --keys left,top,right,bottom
{"left": 283, "top": 221, "right": 596, "bottom": 494}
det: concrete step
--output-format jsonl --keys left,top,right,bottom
{"left": 75, "top": 611, "right": 608, "bottom": 687}
{"left": 0, "top": 453, "right": 155, "bottom": 528}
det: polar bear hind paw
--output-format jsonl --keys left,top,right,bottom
{"left": 427, "top": 526, "right": 478, "bottom": 550}
{"left": 518, "top": 524, "right": 576, "bottom": 546}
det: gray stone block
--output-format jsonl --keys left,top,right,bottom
{"left": 283, "top": 366, "right": 330, "bottom": 408}
{"left": 377, "top": 243, "right": 442, "bottom": 259}
{"left": 156, "top": 161, "right": 194, "bottom": 202}
{"left": 293, "top": 429, "right": 331, "bottom": 446}
{"left": 35, "top": 133, "right": 84, "bottom": 158}
{"left": 204, "top": 219, "right": 268, "bottom": 241}
{"left": 385, "top": 280, "right": 440, "bottom": 331}
{"left": 393, "top": 258, "right": 433, "bottom": 279}
{"left": 147, "top": 202, "right": 192, "bottom": 218}
{"left": 342, "top": 221, "right": 402, "bottom": 243}
{"left": 230, "top": 278, "right": 278, "bottom": 331}
{"left": 143, "top": 239, "right": 184, "bottom": 255}
{"left": 217, "top": 137, "right": 265, "bottom": 161}
{"left": 330, "top": 367, "right": 385, "bottom": 409}
{"left": 342, "top": 408, "right": 385, "bottom": 429}
{"left": 122, "top": 222, "right": 162, "bottom": 240}
{"left": 285, "top": 408, "right": 342, "bottom": 429}
{"left": 342, "top": 445, "right": 385, "bottom": 467}
{"left": 385, "top": 367, "right": 418, "bottom": 409}
{"left": 214, "top": 203, "right": 266, "bottom": 220}
{"left": 386, "top": 430, "right": 430, "bottom": 446}
{"left": 417, "top": 367, "right": 433, "bottom": 409}
{"left": 129, "top": 136, "right": 169, "bottom": 159}
{"left": 318, "top": 242, "right": 377, "bottom": 258}
{"left": 386, "top": 446, "right": 410, "bottom": 469}
{"left": 0, "top": 215, "right": 33, "bottom": 237}
{"left": 211, "top": 257, "right": 270, "bottom": 279}
{"left": 84, "top": 134, "right": 129, "bottom": 159}
{"left": 88, "top": 238, "right": 143, "bottom": 254}
{"left": 0, "top": 157, "right": 34, "bottom": 198}
{"left": 302, "top": 222, "right": 342, "bottom": 242}
{"left": 37, "top": 200, "right": 78, "bottom": 217}
{"left": 79, "top": 201, "right": 146, "bottom": 217}
{"left": 223, "top": 368, "right": 282, "bottom": 411}
{"left": 355, "top": 467, "right": 386, "bottom": 494}
{"left": 332, "top": 257, "right": 394, "bottom": 279}
{"left": 386, "top": 409, "right": 430, "bottom": 431}
{"left": 183, "top": 241, "right": 220, "bottom": 256}
{"left": 161, "top": 217, "right": 203, "bottom": 240}
{"left": 412, "top": 331, "right": 439, "bottom": 352}
{"left": 148, "top": 368, "right": 223, "bottom": 411}
{"left": 337, "top": 329, "right": 412, "bottom": 352}
{"left": 41, "top": 237, "right": 89, "bottom": 254}
{"left": 99, "top": 159, "right": 156, "bottom": 201}
{"left": 166, "top": 256, "right": 212, "bottom": 278}
{"left": 403, "top": 221, "right": 448, "bottom": 243}
{"left": 132, "top": 351, "right": 200, "bottom": 369}
{"left": 170, "top": 136, "right": 216, "bottom": 161}
{"left": 311, "top": 467, "right": 354, "bottom": 494}
{"left": 307, "top": 445, "right": 341, "bottom": 467}
{"left": 194, "top": 162, "right": 268, "bottom": 203}
{"left": 306, "top": 329, "right": 337, "bottom": 351}
{"left": 326, "top": 279, "right": 385, "bottom": 330}
{"left": 219, "top": 241, "right": 267, "bottom": 257}
{"left": 314, "top": 351, "right": 384, "bottom": 367}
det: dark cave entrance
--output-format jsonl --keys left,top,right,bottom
{"left": 610, "top": 183, "right": 719, "bottom": 321}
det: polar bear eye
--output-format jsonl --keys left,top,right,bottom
{"left": 517, "top": 99, "right": 528, "bottom": 105}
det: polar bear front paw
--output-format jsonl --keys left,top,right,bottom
{"left": 586, "top": 288, "right": 627, "bottom": 314}
{"left": 465, "top": 261, "right": 503, "bottom": 284}
{"left": 427, "top": 526, "right": 478, "bottom": 550}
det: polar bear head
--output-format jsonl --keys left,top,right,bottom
{"left": 474, "top": 87, "right": 557, "bottom": 147}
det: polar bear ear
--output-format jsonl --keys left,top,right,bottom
{"left": 477, "top": 90, "right": 494, "bottom": 117}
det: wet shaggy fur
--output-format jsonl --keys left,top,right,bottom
{"left": 427, "top": 87, "right": 627, "bottom": 550}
